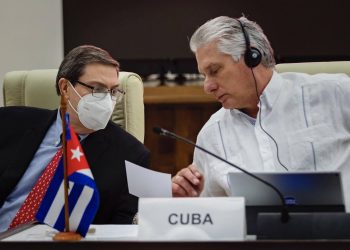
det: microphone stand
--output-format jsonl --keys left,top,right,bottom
{"left": 153, "top": 127, "right": 290, "bottom": 223}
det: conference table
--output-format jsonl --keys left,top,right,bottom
{"left": 1, "top": 224, "right": 350, "bottom": 250}
{"left": 1, "top": 239, "right": 350, "bottom": 250}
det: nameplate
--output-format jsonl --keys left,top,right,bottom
{"left": 138, "top": 197, "right": 245, "bottom": 241}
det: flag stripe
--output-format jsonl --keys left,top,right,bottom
{"left": 69, "top": 172, "right": 96, "bottom": 188}
{"left": 36, "top": 159, "right": 64, "bottom": 221}
{"left": 70, "top": 185, "right": 94, "bottom": 232}
{"left": 53, "top": 200, "right": 66, "bottom": 232}
{"left": 77, "top": 169, "right": 93, "bottom": 179}
{"left": 67, "top": 183, "right": 84, "bottom": 232}
{"left": 77, "top": 191, "right": 99, "bottom": 235}
{"left": 44, "top": 181, "right": 76, "bottom": 227}
{"left": 43, "top": 182, "right": 65, "bottom": 226}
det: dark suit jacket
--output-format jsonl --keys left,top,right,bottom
{"left": 0, "top": 106, "right": 150, "bottom": 224}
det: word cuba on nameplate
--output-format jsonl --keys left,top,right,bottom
{"left": 138, "top": 197, "right": 245, "bottom": 241}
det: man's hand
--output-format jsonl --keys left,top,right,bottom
{"left": 172, "top": 164, "right": 204, "bottom": 197}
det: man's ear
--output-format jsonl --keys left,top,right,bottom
{"left": 58, "top": 78, "right": 70, "bottom": 99}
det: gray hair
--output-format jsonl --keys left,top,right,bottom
{"left": 190, "top": 16, "right": 275, "bottom": 68}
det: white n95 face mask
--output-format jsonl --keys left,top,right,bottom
{"left": 68, "top": 82, "right": 116, "bottom": 131}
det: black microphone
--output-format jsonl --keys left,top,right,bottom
{"left": 153, "top": 126, "right": 290, "bottom": 223}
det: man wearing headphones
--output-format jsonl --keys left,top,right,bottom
{"left": 172, "top": 16, "right": 350, "bottom": 206}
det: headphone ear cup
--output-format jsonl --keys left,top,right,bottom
{"left": 245, "top": 47, "right": 262, "bottom": 68}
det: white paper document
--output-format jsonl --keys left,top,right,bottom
{"left": 125, "top": 160, "right": 172, "bottom": 197}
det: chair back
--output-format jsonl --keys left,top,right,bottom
{"left": 276, "top": 61, "right": 350, "bottom": 76}
{"left": 3, "top": 70, "right": 145, "bottom": 142}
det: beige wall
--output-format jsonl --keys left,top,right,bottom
{"left": 0, "top": 0, "right": 63, "bottom": 106}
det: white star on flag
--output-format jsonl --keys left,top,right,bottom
{"left": 71, "top": 146, "right": 84, "bottom": 162}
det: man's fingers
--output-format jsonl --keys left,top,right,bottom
{"left": 186, "top": 165, "right": 204, "bottom": 194}
{"left": 179, "top": 167, "right": 200, "bottom": 186}
{"left": 188, "top": 164, "right": 202, "bottom": 178}
{"left": 172, "top": 165, "right": 204, "bottom": 197}
{"left": 172, "top": 182, "right": 187, "bottom": 197}
{"left": 172, "top": 175, "right": 198, "bottom": 196}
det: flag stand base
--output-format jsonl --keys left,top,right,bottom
{"left": 53, "top": 232, "right": 82, "bottom": 241}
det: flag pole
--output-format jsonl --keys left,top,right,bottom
{"left": 53, "top": 89, "right": 81, "bottom": 241}
{"left": 60, "top": 94, "right": 70, "bottom": 233}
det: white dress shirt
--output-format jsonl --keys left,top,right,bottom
{"left": 194, "top": 71, "right": 350, "bottom": 211}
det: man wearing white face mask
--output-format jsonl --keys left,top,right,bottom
{"left": 0, "top": 45, "right": 150, "bottom": 232}
{"left": 67, "top": 80, "right": 117, "bottom": 131}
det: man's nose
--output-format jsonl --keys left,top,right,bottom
{"left": 203, "top": 78, "right": 218, "bottom": 94}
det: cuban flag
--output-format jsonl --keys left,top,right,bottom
{"left": 36, "top": 114, "right": 100, "bottom": 237}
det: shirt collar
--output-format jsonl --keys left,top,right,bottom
{"left": 52, "top": 110, "right": 63, "bottom": 146}
{"left": 54, "top": 109, "right": 89, "bottom": 146}
{"left": 259, "top": 70, "right": 283, "bottom": 112}
{"left": 229, "top": 71, "right": 283, "bottom": 120}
